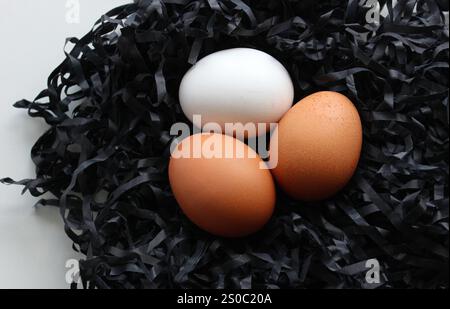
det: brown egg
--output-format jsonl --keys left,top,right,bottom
{"left": 270, "top": 91, "right": 362, "bottom": 201}
{"left": 169, "top": 133, "right": 275, "bottom": 237}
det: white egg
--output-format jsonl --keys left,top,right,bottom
{"left": 178, "top": 48, "right": 294, "bottom": 137}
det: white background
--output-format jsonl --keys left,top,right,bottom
{"left": 0, "top": 0, "right": 129, "bottom": 289}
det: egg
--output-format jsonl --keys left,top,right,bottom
{"left": 270, "top": 91, "right": 363, "bottom": 201}
{"left": 179, "top": 48, "right": 294, "bottom": 137}
{"left": 169, "top": 133, "right": 275, "bottom": 237}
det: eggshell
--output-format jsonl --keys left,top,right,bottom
{"left": 169, "top": 133, "right": 276, "bottom": 237}
{"left": 179, "top": 48, "right": 294, "bottom": 137}
{"left": 270, "top": 91, "right": 363, "bottom": 201}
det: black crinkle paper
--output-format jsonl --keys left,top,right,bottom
{"left": 1, "top": 0, "right": 449, "bottom": 289}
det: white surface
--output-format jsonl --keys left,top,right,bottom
{"left": 179, "top": 48, "right": 294, "bottom": 137}
{"left": 0, "top": 0, "right": 129, "bottom": 289}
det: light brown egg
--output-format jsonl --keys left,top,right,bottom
{"left": 270, "top": 91, "right": 363, "bottom": 201}
{"left": 169, "top": 133, "right": 276, "bottom": 237}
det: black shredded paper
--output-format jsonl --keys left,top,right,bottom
{"left": 1, "top": 0, "right": 449, "bottom": 289}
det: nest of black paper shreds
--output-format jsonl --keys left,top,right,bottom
{"left": 1, "top": 0, "right": 448, "bottom": 289}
